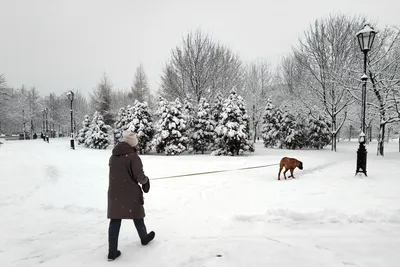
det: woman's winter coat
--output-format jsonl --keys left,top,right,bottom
{"left": 107, "top": 142, "right": 149, "bottom": 219}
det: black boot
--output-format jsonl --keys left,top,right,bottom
{"left": 108, "top": 219, "right": 122, "bottom": 261}
{"left": 141, "top": 231, "right": 155, "bottom": 245}
{"left": 107, "top": 250, "right": 121, "bottom": 261}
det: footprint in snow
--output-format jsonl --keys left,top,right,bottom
{"left": 45, "top": 165, "right": 59, "bottom": 183}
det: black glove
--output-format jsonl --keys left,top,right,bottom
{"left": 142, "top": 178, "right": 150, "bottom": 193}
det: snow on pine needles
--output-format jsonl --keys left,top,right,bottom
{"left": 152, "top": 97, "right": 189, "bottom": 155}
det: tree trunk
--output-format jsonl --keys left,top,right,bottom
{"left": 377, "top": 123, "right": 385, "bottom": 156}
{"left": 331, "top": 133, "right": 337, "bottom": 152}
{"left": 331, "top": 116, "right": 337, "bottom": 152}
{"left": 349, "top": 125, "right": 352, "bottom": 141}
{"left": 253, "top": 121, "right": 258, "bottom": 143}
{"left": 369, "top": 126, "right": 372, "bottom": 142}
{"left": 367, "top": 124, "right": 373, "bottom": 143}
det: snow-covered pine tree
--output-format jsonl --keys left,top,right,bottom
{"left": 261, "top": 99, "right": 281, "bottom": 148}
{"left": 292, "top": 115, "right": 309, "bottom": 149}
{"left": 237, "top": 94, "right": 251, "bottom": 138}
{"left": 210, "top": 92, "right": 224, "bottom": 149}
{"left": 113, "top": 107, "right": 129, "bottom": 145}
{"left": 127, "top": 100, "right": 155, "bottom": 154}
{"left": 153, "top": 97, "right": 189, "bottom": 155}
{"left": 152, "top": 97, "right": 169, "bottom": 153}
{"left": 280, "top": 108, "right": 304, "bottom": 149}
{"left": 125, "top": 104, "right": 134, "bottom": 124}
{"left": 308, "top": 114, "right": 331, "bottom": 149}
{"left": 183, "top": 102, "right": 195, "bottom": 127}
{"left": 211, "top": 92, "right": 224, "bottom": 125}
{"left": 183, "top": 101, "right": 195, "bottom": 151}
{"left": 85, "top": 111, "right": 111, "bottom": 149}
{"left": 213, "top": 90, "right": 254, "bottom": 156}
{"left": 191, "top": 98, "right": 216, "bottom": 154}
{"left": 77, "top": 114, "right": 91, "bottom": 145}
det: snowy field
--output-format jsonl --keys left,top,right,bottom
{"left": 1, "top": 138, "right": 400, "bottom": 267}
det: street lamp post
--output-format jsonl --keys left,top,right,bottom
{"left": 67, "top": 91, "right": 75, "bottom": 150}
{"left": 22, "top": 109, "right": 26, "bottom": 140}
{"left": 355, "top": 24, "right": 376, "bottom": 176}
{"left": 44, "top": 108, "right": 49, "bottom": 143}
{"left": 42, "top": 110, "right": 45, "bottom": 141}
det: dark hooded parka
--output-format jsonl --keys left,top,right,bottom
{"left": 107, "top": 142, "right": 149, "bottom": 219}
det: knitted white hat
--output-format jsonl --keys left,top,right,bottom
{"left": 122, "top": 130, "right": 138, "bottom": 147}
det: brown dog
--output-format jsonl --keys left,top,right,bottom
{"left": 278, "top": 157, "right": 303, "bottom": 180}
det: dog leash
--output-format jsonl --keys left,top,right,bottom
{"left": 151, "top": 163, "right": 279, "bottom": 180}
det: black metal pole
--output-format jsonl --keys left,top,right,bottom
{"left": 70, "top": 99, "right": 75, "bottom": 150}
{"left": 362, "top": 50, "right": 367, "bottom": 134}
{"left": 22, "top": 109, "right": 26, "bottom": 140}
{"left": 42, "top": 111, "right": 45, "bottom": 141}
{"left": 45, "top": 111, "right": 49, "bottom": 143}
{"left": 356, "top": 51, "right": 368, "bottom": 176}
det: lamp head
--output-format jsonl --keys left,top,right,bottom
{"left": 356, "top": 24, "right": 377, "bottom": 52}
{"left": 67, "top": 91, "right": 75, "bottom": 101}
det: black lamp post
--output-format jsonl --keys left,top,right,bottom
{"left": 67, "top": 91, "right": 75, "bottom": 150}
{"left": 44, "top": 108, "right": 49, "bottom": 143}
{"left": 355, "top": 24, "right": 376, "bottom": 176}
{"left": 42, "top": 109, "right": 45, "bottom": 141}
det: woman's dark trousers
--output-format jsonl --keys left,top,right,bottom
{"left": 108, "top": 218, "right": 147, "bottom": 252}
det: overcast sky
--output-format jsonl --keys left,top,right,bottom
{"left": 0, "top": 0, "right": 399, "bottom": 97}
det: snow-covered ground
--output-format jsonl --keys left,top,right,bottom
{"left": 1, "top": 138, "right": 400, "bottom": 267}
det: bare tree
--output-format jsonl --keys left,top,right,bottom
{"left": 26, "top": 87, "right": 41, "bottom": 136}
{"left": 0, "top": 78, "right": 91, "bottom": 136}
{"left": 280, "top": 55, "right": 316, "bottom": 113}
{"left": 11, "top": 85, "right": 29, "bottom": 137}
{"left": 72, "top": 91, "right": 89, "bottom": 133}
{"left": 242, "top": 61, "right": 272, "bottom": 142}
{"left": 394, "top": 86, "right": 400, "bottom": 125}
{"left": 0, "top": 74, "right": 9, "bottom": 133}
{"left": 280, "top": 55, "right": 304, "bottom": 95}
{"left": 366, "top": 27, "right": 400, "bottom": 156}
{"left": 42, "top": 93, "right": 62, "bottom": 137}
{"left": 160, "top": 29, "right": 243, "bottom": 104}
{"left": 291, "top": 14, "right": 365, "bottom": 151}
{"left": 0, "top": 85, "right": 28, "bottom": 134}
{"left": 55, "top": 90, "right": 90, "bottom": 136}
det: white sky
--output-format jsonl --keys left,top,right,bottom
{"left": 0, "top": 0, "right": 399, "bottom": 97}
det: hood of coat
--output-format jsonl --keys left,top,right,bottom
{"left": 112, "top": 142, "right": 137, "bottom": 156}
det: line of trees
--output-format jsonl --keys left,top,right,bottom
{"left": 77, "top": 90, "right": 255, "bottom": 156}
{"left": 1, "top": 13, "right": 399, "bottom": 155}
{"left": 0, "top": 63, "right": 155, "bottom": 138}
{"left": 0, "top": 79, "right": 89, "bottom": 138}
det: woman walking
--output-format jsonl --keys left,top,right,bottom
{"left": 107, "top": 130, "right": 154, "bottom": 261}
